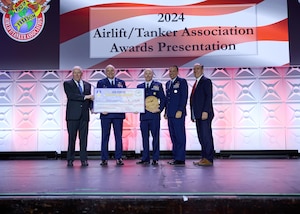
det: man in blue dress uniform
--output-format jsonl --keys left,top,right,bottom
{"left": 96, "top": 64, "right": 126, "bottom": 166}
{"left": 136, "top": 68, "right": 166, "bottom": 165}
{"left": 165, "top": 65, "right": 188, "bottom": 165}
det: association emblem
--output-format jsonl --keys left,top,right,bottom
{"left": 0, "top": 0, "right": 50, "bottom": 42}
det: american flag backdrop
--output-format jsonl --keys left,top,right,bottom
{"left": 60, "top": 0, "right": 289, "bottom": 69}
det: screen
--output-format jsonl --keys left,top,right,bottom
{"left": 1, "top": 0, "right": 299, "bottom": 70}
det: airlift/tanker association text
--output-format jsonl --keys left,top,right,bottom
{"left": 92, "top": 26, "right": 254, "bottom": 39}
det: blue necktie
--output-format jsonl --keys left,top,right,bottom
{"left": 77, "top": 81, "right": 83, "bottom": 94}
{"left": 169, "top": 81, "right": 172, "bottom": 89}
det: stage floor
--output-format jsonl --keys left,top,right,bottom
{"left": 1, "top": 158, "right": 300, "bottom": 197}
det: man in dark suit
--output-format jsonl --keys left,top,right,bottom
{"left": 165, "top": 65, "right": 188, "bottom": 165}
{"left": 63, "top": 66, "right": 94, "bottom": 167}
{"left": 190, "top": 63, "right": 215, "bottom": 166}
{"left": 136, "top": 68, "right": 166, "bottom": 165}
{"left": 96, "top": 64, "right": 126, "bottom": 166}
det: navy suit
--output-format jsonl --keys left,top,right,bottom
{"left": 63, "top": 79, "right": 93, "bottom": 162}
{"left": 137, "top": 81, "right": 166, "bottom": 162}
{"left": 96, "top": 77, "right": 126, "bottom": 160}
{"left": 190, "top": 76, "right": 215, "bottom": 162}
{"left": 165, "top": 77, "right": 188, "bottom": 161}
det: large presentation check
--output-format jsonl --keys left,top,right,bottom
{"left": 94, "top": 88, "right": 145, "bottom": 113}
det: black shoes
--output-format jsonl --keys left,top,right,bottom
{"left": 136, "top": 160, "right": 150, "bottom": 165}
{"left": 151, "top": 160, "right": 158, "bottom": 166}
{"left": 167, "top": 160, "right": 174, "bottom": 164}
{"left": 168, "top": 160, "right": 185, "bottom": 165}
{"left": 100, "top": 159, "right": 124, "bottom": 166}
{"left": 81, "top": 160, "right": 89, "bottom": 167}
{"left": 67, "top": 160, "right": 88, "bottom": 167}
{"left": 116, "top": 159, "right": 124, "bottom": 166}
{"left": 67, "top": 160, "right": 73, "bottom": 167}
{"left": 136, "top": 160, "right": 158, "bottom": 165}
{"left": 100, "top": 160, "right": 108, "bottom": 166}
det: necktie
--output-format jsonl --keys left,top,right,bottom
{"left": 77, "top": 81, "right": 83, "bottom": 94}
{"left": 190, "top": 80, "right": 197, "bottom": 107}
{"left": 168, "top": 81, "right": 172, "bottom": 89}
{"left": 191, "top": 80, "right": 197, "bottom": 96}
{"left": 146, "top": 83, "right": 149, "bottom": 89}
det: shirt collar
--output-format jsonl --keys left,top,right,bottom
{"left": 196, "top": 75, "right": 203, "bottom": 82}
{"left": 171, "top": 77, "right": 177, "bottom": 83}
{"left": 73, "top": 79, "right": 82, "bottom": 84}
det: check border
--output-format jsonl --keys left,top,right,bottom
{"left": 94, "top": 88, "right": 145, "bottom": 113}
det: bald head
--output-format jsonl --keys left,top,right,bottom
{"left": 105, "top": 64, "right": 116, "bottom": 79}
{"left": 144, "top": 68, "right": 154, "bottom": 82}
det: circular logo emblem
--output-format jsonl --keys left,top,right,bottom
{"left": 1, "top": 0, "right": 49, "bottom": 42}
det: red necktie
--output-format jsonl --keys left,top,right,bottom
{"left": 190, "top": 80, "right": 197, "bottom": 106}
{"left": 191, "top": 80, "right": 197, "bottom": 96}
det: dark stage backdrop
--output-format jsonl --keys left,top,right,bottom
{"left": 0, "top": 0, "right": 299, "bottom": 70}
{"left": 287, "top": 0, "right": 300, "bottom": 65}
{"left": 0, "top": 0, "right": 59, "bottom": 70}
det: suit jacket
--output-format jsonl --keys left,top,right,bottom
{"left": 137, "top": 81, "right": 166, "bottom": 121}
{"left": 165, "top": 77, "right": 188, "bottom": 118}
{"left": 190, "top": 76, "right": 214, "bottom": 120}
{"left": 63, "top": 79, "right": 93, "bottom": 121}
{"left": 96, "top": 77, "right": 126, "bottom": 119}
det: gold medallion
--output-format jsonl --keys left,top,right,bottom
{"left": 145, "top": 96, "right": 159, "bottom": 112}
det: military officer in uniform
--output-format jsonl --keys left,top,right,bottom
{"left": 165, "top": 65, "right": 188, "bottom": 165}
{"left": 136, "top": 68, "right": 166, "bottom": 165}
{"left": 96, "top": 64, "right": 127, "bottom": 166}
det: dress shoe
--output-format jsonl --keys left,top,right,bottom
{"left": 136, "top": 160, "right": 150, "bottom": 165}
{"left": 169, "top": 160, "right": 185, "bottom": 165}
{"left": 116, "top": 159, "right": 124, "bottom": 166}
{"left": 193, "top": 159, "right": 204, "bottom": 165}
{"left": 167, "top": 160, "right": 175, "bottom": 164}
{"left": 196, "top": 158, "right": 213, "bottom": 166}
{"left": 81, "top": 161, "right": 89, "bottom": 167}
{"left": 67, "top": 160, "right": 73, "bottom": 167}
{"left": 100, "top": 160, "right": 108, "bottom": 166}
{"left": 151, "top": 160, "right": 158, "bottom": 166}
